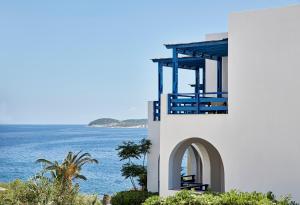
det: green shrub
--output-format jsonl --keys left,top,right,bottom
{"left": 74, "top": 194, "right": 102, "bottom": 205}
{"left": 111, "top": 190, "right": 157, "bottom": 205}
{"left": 143, "top": 190, "right": 298, "bottom": 205}
{"left": 0, "top": 179, "right": 102, "bottom": 205}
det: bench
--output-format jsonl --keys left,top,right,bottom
{"left": 181, "top": 175, "right": 209, "bottom": 191}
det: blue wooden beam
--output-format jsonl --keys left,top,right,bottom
{"left": 158, "top": 62, "right": 163, "bottom": 103}
{"left": 177, "top": 49, "right": 220, "bottom": 60}
{"left": 217, "top": 58, "right": 222, "bottom": 97}
{"left": 195, "top": 67, "right": 200, "bottom": 94}
{"left": 202, "top": 62, "right": 206, "bottom": 93}
{"left": 165, "top": 38, "right": 228, "bottom": 49}
{"left": 152, "top": 57, "right": 205, "bottom": 63}
{"left": 172, "top": 48, "right": 178, "bottom": 94}
{"left": 152, "top": 57, "right": 205, "bottom": 70}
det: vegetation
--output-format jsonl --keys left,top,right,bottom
{"left": 88, "top": 118, "right": 147, "bottom": 128}
{"left": 1, "top": 150, "right": 297, "bottom": 205}
{"left": 88, "top": 118, "right": 119, "bottom": 126}
{"left": 111, "top": 190, "right": 157, "bottom": 205}
{"left": 116, "top": 139, "right": 152, "bottom": 191}
{"left": 0, "top": 175, "right": 101, "bottom": 205}
{"left": 143, "top": 190, "right": 298, "bottom": 205}
{"left": 0, "top": 151, "right": 101, "bottom": 205}
{"left": 36, "top": 151, "right": 98, "bottom": 187}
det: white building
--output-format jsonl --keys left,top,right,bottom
{"left": 147, "top": 5, "right": 300, "bottom": 202}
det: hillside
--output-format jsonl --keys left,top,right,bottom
{"left": 88, "top": 118, "right": 147, "bottom": 128}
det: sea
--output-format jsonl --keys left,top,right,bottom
{"left": 0, "top": 125, "right": 147, "bottom": 195}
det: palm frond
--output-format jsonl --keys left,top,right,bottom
{"left": 35, "top": 158, "right": 54, "bottom": 165}
{"left": 74, "top": 152, "right": 92, "bottom": 164}
{"left": 74, "top": 174, "right": 87, "bottom": 181}
{"left": 77, "top": 158, "right": 98, "bottom": 168}
{"left": 71, "top": 150, "right": 82, "bottom": 163}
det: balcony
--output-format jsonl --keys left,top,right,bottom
{"left": 151, "top": 38, "right": 228, "bottom": 121}
{"left": 168, "top": 92, "right": 228, "bottom": 114}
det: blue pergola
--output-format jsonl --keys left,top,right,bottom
{"left": 152, "top": 57, "right": 206, "bottom": 103}
{"left": 152, "top": 38, "right": 228, "bottom": 120}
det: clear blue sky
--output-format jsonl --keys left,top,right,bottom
{"left": 1, "top": 0, "right": 299, "bottom": 124}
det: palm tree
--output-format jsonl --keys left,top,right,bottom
{"left": 36, "top": 151, "right": 98, "bottom": 187}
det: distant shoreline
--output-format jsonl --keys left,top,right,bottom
{"left": 88, "top": 118, "right": 148, "bottom": 128}
{"left": 88, "top": 125, "right": 147, "bottom": 129}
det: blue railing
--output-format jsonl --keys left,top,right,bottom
{"left": 168, "top": 92, "right": 228, "bottom": 114}
{"left": 153, "top": 101, "right": 160, "bottom": 121}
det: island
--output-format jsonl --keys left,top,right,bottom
{"left": 88, "top": 118, "right": 147, "bottom": 128}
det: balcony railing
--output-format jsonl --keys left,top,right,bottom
{"left": 168, "top": 92, "right": 228, "bottom": 114}
{"left": 153, "top": 101, "right": 160, "bottom": 121}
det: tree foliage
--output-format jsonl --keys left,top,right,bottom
{"left": 0, "top": 151, "right": 101, "bottom": 205}
{"left": 36, "top": 151, "right": 98, "bottom": 188}
{"left": 116, "top": 139, "right": 152, "bottom": 190}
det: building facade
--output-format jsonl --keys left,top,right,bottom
{"left": 147, "top": 5, "right": 300, "bottom": 201}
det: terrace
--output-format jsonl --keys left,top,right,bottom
{"left": 152, "top": 38, "right": 228, "bottom": 121}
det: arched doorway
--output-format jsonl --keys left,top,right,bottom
{"left": 169, "top": 138, "right": 225, "bottom": 192}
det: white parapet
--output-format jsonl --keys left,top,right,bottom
{"left": 147, "top": 101, "right": 160, "bottom": 193}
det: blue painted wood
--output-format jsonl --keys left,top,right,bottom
{"left": 200, "top": 98, "right": 227, "bottom": 103}
{"left": 195, "top": 67, "right": 200, "bottom": 94}
{"left": 165, "top": 38, "right": 228, "bottom": 49}
{"left": 172, "top": 48, "right": 179, "bottom": 94}
{"left": 200, "top": 106, "right": 227, "bottom": 111}
{"left": 171, "top": 97, "right": 227, "bottom": 104}
{"left": 167, "top": 92, "right": 228, "bottom": 115}
{"left": 168, "top": 92, "right": 227, "bottom": 100}
{"left": 152, "top": 57, "right": 205, "bottom": 70}
{"left": 158, "top": 62, "right": 163, "bottom": 103}
{"left": 171, "top": 98, "right": 198, "bottom": 103}
{"left": 202, "top": 64, "right": 206, "bottom": 93}
{"left": 153, "top": 101, "right": 160, "bottom": 121}
{"left": 172, "top": 106, "right": 198, "bottom": 111}
{"left": 168, "top": 94, "right": 172, "bottom": 114}
{"left": 217, "top": 58, "right": 222, "bottom": 97}
{"left": 178, "top": 49, "right": 220, "bottom": 60}
{"left": 171, "top": 106, "right": 227, "bottom": 112}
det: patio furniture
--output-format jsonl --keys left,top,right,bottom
{"left": 181, "top": 175, "right": 209, "bottom": 191}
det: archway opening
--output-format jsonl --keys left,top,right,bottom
{"left": 169, "top": 138, "right": 224, "bottom": 192}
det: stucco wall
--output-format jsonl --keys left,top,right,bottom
{"left": 228, "top": 5, "right": 300, "bottom": 201}
{"left": 147, "top": 102, "right": 160, "bottom": 192}
{"left": 205, "top": 33, "right": 228, "bottom": 93}
{"left": 158, "top": 94, "right": 230, "bottom": 196}
{"left": 148, "top": 5, "right": 300, "bottom": 202}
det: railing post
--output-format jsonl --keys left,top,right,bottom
{"left": 203, "top": 63, "right": 206, "bottom": 93}
{"left": 153, "top": 101, "right": 156, "bottom": 121}
{"left": 168, "top": 94, "right": 172, "bottom": 114}
{"left": 158, "top": 62, "right": 163, "bottom": 105}
{"left": 195, "top": 67, "right": 200, "bottom": 94}
{"left": 172, "top": 48, "right": 178, "bottom": 95}
{"left": 197, "top": 93, "right": 200, "bottom": 114}
{"left": 217, "top": 57, "right": 222, "bottom": 98}
{"left": 172, "top": 49, "right": 178, "bottom": 114}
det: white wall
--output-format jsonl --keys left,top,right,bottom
{"left": 147, "top": 102, "right": 160, "bottom": 192}
{"left": 148, "top": 4, "right": 300, "bottom": 202}
{"left": 228, "top": 5, "right": 300, "bottom": 201}
{"left": 205, "top": 33, "right": 228, "bottom": 93}
{"left": 158, "top": 94, "right": 229, "bottom": 196}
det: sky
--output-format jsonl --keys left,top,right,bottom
{"left": 0, "top": 0, "right": 299, "bottom": 124}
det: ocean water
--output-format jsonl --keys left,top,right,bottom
{"left": 0, "top": 125, "right": 147, "bottom": 195}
